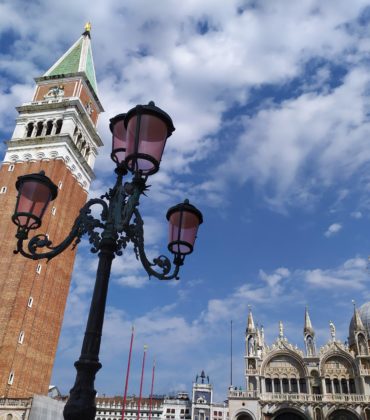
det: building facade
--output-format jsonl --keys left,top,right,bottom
{"left": 228, "top": 305, "right": 370, "bottom": 420}
{"left": 93, "top": 374, "right": 228, "bottom": 420}
{"left": 0, "top": 24, "right": 103, "bottom": 398}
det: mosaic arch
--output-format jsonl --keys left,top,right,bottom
{"left": 272, "top": 408, "right": 308, "bottom": 420}
{"left": 327, "top": 409, "right": 360, "bottom": 420}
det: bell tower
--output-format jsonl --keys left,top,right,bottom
{"left": 0, "top": 24, "right": 103, "bottom": 397}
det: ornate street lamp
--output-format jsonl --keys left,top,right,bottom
{"left": 12, "top": 102, "right": 203, "bottom": 420}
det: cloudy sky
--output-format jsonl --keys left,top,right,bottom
{"left": 2, "top": 0, "right": 370, "bottom": 401}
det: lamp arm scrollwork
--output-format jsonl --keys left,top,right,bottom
{"left": 14, "top": 198, "right": 108, "bottom": 261}
{"left": 129, "top": 208, "right": 181, "bottom": 281}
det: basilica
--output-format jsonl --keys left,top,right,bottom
{"left": 228, "top": 304, "right": 370, "bottom": 420}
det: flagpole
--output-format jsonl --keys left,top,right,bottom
{"left": 122, "top": 325, "right": 135, "bottom": 420}
{"left": 230, "top": 320, "right": 233, "bottom": 386}
{"left": 148, "top": 358, "right": 156, "bottom": 420}
{"left": 137, "top": 345, "right": 148, "bottom": 420}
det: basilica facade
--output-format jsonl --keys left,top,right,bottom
{"left": 228, "top": 304, "right": 370, "bottom": 420}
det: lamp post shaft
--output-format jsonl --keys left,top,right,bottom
{"left": 63, "top": 237, "right": 116, "bottom": 420}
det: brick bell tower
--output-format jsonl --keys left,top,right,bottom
{"left": 0, "top": 23, "right": 103, "bottom": 398}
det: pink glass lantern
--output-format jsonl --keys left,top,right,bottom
{"left": 166, "top": 199, "right": 203, "bottom": 256}
{"left": 12, "top": 171, "right": 58, "bottom": 231}
{"left": 124, "top": 102, "right": 175, "bottom": 176}
{"left": 110, "top": 113, "right": 127, "bottom": 165}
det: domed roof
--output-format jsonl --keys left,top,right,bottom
{"left": 348, "top": 302, "right": 370, "bottom": 345}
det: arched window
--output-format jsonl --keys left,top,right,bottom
{"left": 315, "top": 407, "right": 322, "bottom": 420}
{"left": 45, "top": 120, "right": 53, "bottom": 135}
{"left": 6, "top": 414, "right": 13, "bottom": 420}
{"left": 18, "top": 331, "right": 25, "bottom": 344}
{"left": 349, "top": 378, "right": 356, "bottom": 394}
{"left": 55, "top": 119, "right": 63, "bottom": 134}
{"left": 85, "top": 146, "right": 91, "bottom": 158}
{"left": 291, "top": 378, "right": 298, "bottom": 393}
{"left": 8, "top": 371, "right": 14, "bottom": 385}
{"left": 299, "top": 378, "right": 307, "bottom": 393}
{"left": 36, "top": 121, "right": 43, "bottom": 136}
{"left": 341, "top": 378, "right": 348, "bottom": 394}
{"left": 265, "top": 378, "right": 272, "bottom": 392}
{"left": 333, "top": 378, "right": 340, "bottom": 394}
{"left": 26, "top": 122, "right": 34, "bottom": 137}
{"left": 282, "top": 378, "right": 289, "bottom": 393}
{"left": 274, "top": 378, "right": 280, "bottom": 393}
{"left": 76, "top": 134, "right": 83, "bottom": 148}
{"left": 325, "top": 378, "right": 332, "bottom": 393}
{"left": 80, "top": 140, "right": 86, "bottom": 153}
{"left": 358, "top": 333, "right": 367, "bottom": 355}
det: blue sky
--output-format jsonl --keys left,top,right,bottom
{"left": 2, "top": 0, "right": 370, "bottom": 402}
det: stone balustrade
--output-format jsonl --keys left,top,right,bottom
{"left": 228, "top": 390, "right": 370, "bottom": 403}
{"left": 0, "top": 398, "right": 31, "bottom": 407}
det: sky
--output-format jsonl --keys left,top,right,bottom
{"left": 1, "top": 0, "right": 370, "bottom": 402}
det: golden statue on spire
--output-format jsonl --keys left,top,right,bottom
{"left": 84, "top": 22, "right": 91, "bottom": 32}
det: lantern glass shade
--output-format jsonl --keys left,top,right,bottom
{"left": 166, "top": 201, "right": 203, "bottom": 256}
{"left": 110, "top": 113, "right": 127, "bottom": 165}
{"left": 126, "top": 114, "right": 168, "bottom": 175}
{"left": 125, "top": 102, "right": 175, "bottom": 176}
{"left": 12, "top": 172, "right": 58, "bottom": 230}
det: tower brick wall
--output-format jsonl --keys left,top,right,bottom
{"left": 0, "top": 25, "right": 103, "bottom": 399}
{"left": 0, "top": 160, "right": 87, "bottom": 397}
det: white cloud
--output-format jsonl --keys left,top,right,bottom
{"left": 324, "top": 223, "right": 342, "bottom": 237}
{"left": 351, "top": 211, "right": 363, "bottom": 219}
{"left": 259, "top": 267, "right": 290, "bottom": 288}
{"left": 304, "top": 257, "right": 367, "bottom": 290}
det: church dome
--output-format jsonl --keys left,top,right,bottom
{"left": 348, "top": 302, "right": 370, "bottom": 345}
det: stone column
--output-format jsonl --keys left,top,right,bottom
{"left": 321, "top": 378, "right": 326, "bottom": 395}
{"left": 31, "top": 123, "right": 38, "bottom": 137}
{"left": 261, "top": 378, "right": 265, "bottom": 393}
{"left": 51, "top": 120, "right": 57, "bottom": 136}
{"left": 41, "top": 121, "right": 47, "bottom": 136}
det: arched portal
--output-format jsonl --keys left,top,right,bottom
{"left": 236, "top": 413, "right": 254, "bottom": 420}
{"left": 327, "top": 409, "right": 359, "bottom": 420}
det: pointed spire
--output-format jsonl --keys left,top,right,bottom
{"left": 329, "top": 320, "right": 336, "bottom": 341}
{"left": 256, "top": 325, "right": 261, "bottom": 347}
{"left": 43, "top": 23, "right": 98, "bottom": 95}
{"left": 261, "top": 325, "right": 265, "bottom": 346}
{"left": 352, "top": 300, "right": 365, "bottom": 331}
{"left": 304, "top": 306, "right": 315, "bottom": 337}
{"left": 279, "top": 321, "right": 284, "bottom": 339}
{"left": 246, "top": 305, "right": 256, "bottom": 333}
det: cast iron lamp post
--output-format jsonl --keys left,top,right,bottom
{"left": 11, "top": 101, "right": 203, "bottom": 420}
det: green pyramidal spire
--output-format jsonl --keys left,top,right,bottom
{"left": 43, "top": 22, "right": 98, "bottom": 95}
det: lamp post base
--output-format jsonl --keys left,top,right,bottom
{"left": 63, "top": 359, "right": 102, "bottom": 420}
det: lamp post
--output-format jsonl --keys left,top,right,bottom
{"left": 11, "top": 101, "right": 203, "bottom": 420}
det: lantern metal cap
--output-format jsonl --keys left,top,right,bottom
{"left": 125, "top": 101, "right": 175, "bottom": 136}
{"left": 15, "top": 171, "right": 58, "bottom": 200}
{"left": 109, "top": 113, "right": 126, "bottom": 134}
{"left": 166, "top": 199, "right": 203, "bottom": 224}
